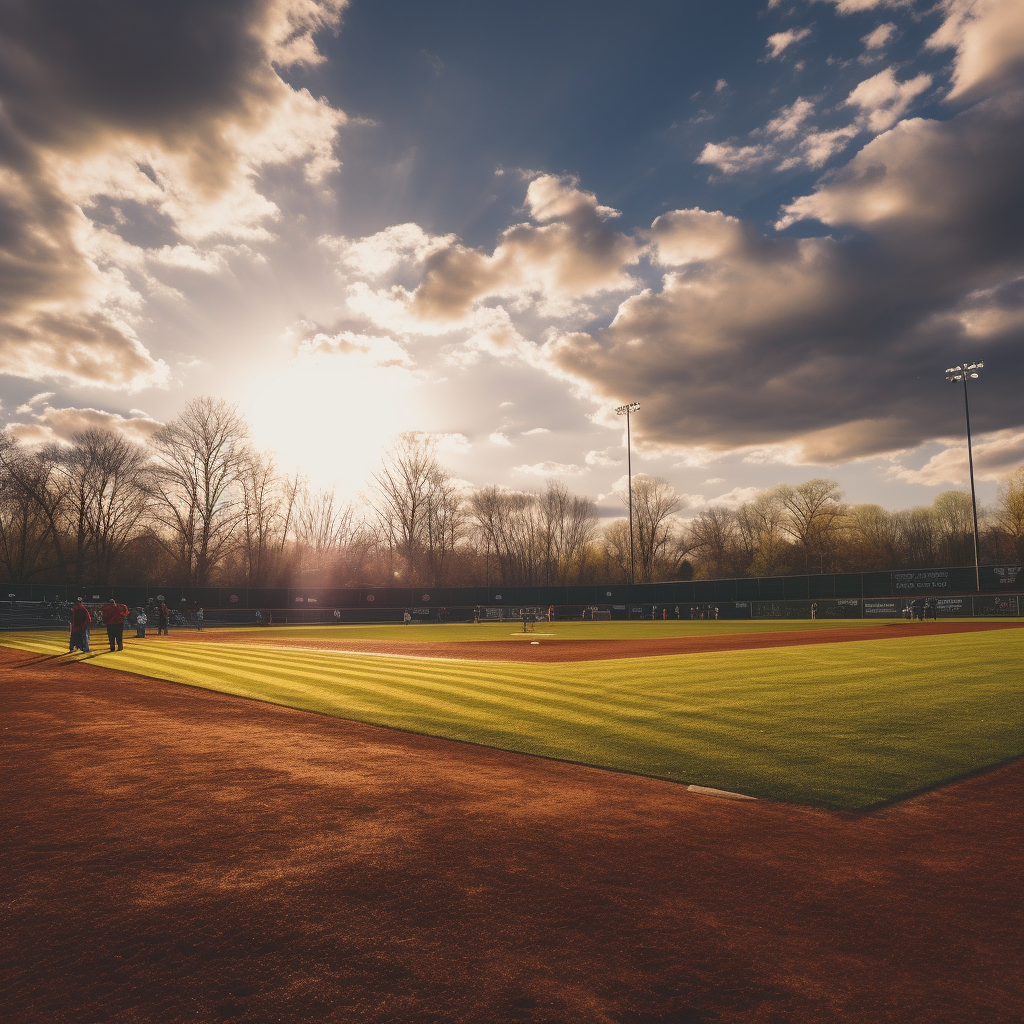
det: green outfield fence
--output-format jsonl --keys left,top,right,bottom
{"left": 1, "top": 563, "right": 1021, "bottom": 628}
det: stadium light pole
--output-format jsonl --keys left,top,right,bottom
{"left": 616, "top": 402, "right": 641, "bottom": 587}
{"left": 945, "top": 361, "right": 984, "bottom": 592}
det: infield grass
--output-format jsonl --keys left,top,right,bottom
{"left": 87, "top": 617, "right": 1005, "bottom": 642}
{"left": 3, "top": 624, "right": 1020, "bottom": 810}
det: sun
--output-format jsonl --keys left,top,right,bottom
{"left": 240, "top": 349, "right": 425, "bottom": 500}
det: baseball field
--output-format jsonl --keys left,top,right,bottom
{"left": 2, "top": 618, "right": 1022, "bottom": 1022}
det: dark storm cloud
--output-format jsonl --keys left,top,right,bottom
{"left": 0, "top": 0, "right": 345, "bottom": 388}
{"left": 0, "top": 0, "right": 339, "bottom": 153}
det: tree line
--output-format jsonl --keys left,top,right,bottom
{"left": 2, "top": 397, "right": 1022, "bottom": 588}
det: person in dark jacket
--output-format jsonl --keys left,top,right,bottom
{"left": 69, "top": 599, "right": 92, "bottom": 653}
{"left": 157, "top": 602, "right": 169, "bottom": 635}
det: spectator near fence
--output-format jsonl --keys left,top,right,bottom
{"left": 101, "top": 598, "right": 129, "bottom": 652}
{"left": 157, "top": 602, "right": 169, "bottom": 635}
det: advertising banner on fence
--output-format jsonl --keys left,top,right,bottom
{"left": 892, "top": 571, "right": 949, "bottom": 591}
{"left": 990, "top": 566, "right": 1022, "bottom": 587}
{"left": 864, "top": 600, "right": 901, "bottom": 616}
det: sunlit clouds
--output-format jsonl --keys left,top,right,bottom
{"left": 0, "top": 0, "right": 348, "bottom": 390}
{"left": 1, "top": 0, "right": 1022, "bottom": 512}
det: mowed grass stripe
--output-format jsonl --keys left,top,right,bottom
{"left": 2, "top": 630, "right": 1020, "bottom": 809}
{"left": 184, "top": 618, "right": 982, "bottom": 644}
{"left": 175, "top": 639, "right": 671, "bottom": 726}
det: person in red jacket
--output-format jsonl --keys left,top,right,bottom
{"left": 101, "top": 597, "right": 129, "bottom": 652}
{"left": 69, "top": 599, "right": 92, "bottom": 653}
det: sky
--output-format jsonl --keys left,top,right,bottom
{"left": 1, "top": 0, "right": 1022, "bottom": 517}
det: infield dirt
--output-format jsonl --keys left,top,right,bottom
{"left": 2, "top": 644, "right": 1021, "bottom": 1023}
{"left": 183, "top": 618, "right": 1023, "bottom": 661}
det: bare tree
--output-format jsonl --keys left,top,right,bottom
{"left": 599, "top": 518, "right": 632, "bottom": 583}
{"left": 992, "top": 465, "right": 1024, "bottom": 560}
{"left": 60, "top": 429, "right": 149, "bottom": 585}
{"left": 538, "top": 481, "right": 598, "bottom": 584}
{"left": 237, "top": 452, "right": 290, "bottom": 587}
{"left": 737, "top": 490, "right": 791, "bottom": 578}
{"left": 687, "top": 506, "right": 738, "bottom": 579}
{"left": 847, "top": 504, "right": 903, "bottom": 570}
{"left": 149, "top": 397, "right": 250, "bottom": 586}
{"left": 626, "top": 475, "right": 681, "bottom": 582}
{"left": 469, "top": 486, "right": 538, "bottom": 586}
{"left": 777, "top": 479, "right": 848, "bottom": 574}
{"left": 898, "top": 507, "right": 938, "bottom": 568}
{"left": 295, "top": 487, "right": 362, "bottom": 583}
{"left": 371, "top": 433, "right": 464, "bottom": 584}
{"left": 0, "top": 433, "right": 56, "bottom": 582}
{"left": 0, "top": 432, "right": 73, "bottom": 581}
{"left": 931, "top": 490, "right": 975, "bottom": 566}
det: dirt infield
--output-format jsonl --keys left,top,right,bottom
{"left": 2, "top": 646, "right": 1021, "bottom": 1024}
{"left": 185, "top": 619, "right": 1024, "bottom": 662}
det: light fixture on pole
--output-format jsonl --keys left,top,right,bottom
{"left": 945, "top": 361, "right": 984, "bottom": 592}
{"left": 616, "top": 401, "right": 641, "bottom": 586}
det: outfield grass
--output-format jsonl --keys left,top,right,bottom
{"left": 3, "top": 626, "right": 1020, "bottom": 810}
{"left": 119, "top": 617, "right": 1009, "bottom": 643}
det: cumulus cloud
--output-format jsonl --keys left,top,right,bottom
{"left": 697, "top": 142, "right": 774, "bottom": 175}
{"left": 0, "top": 0, "right": 347, "bottom": 390}
{"left": 386, "top": 175, "right": 643, "bottom": 327}
{"left": 846, "top": 68, "right": 932, "bottom": 132}
{"left": 296, "top": 328, "right": 412, "bottom": 368}
{"left": 513, "top": 461, "right": 587, "bottom": 477}
{"left": 432, "top": 433, "right": 472, "bottom": 455}
{"left": 489, "top": 432, "right": 513, "bottom": 446}
{"left": 766, "top": 98, "right": 817, "bottom": 139}
{"left": 5, "top": 405, "right": 164, "bottom": 446}
{"left": 545, "top": 61, "right": 1024, "bottom": 465}
{"left": 325, "top": 223, "right": 457, "bottom": 277}
{"left": 891, "top": 428, "right": 1024, "bottom": 485}
{"left": 767, "top": 29, "right": 812, "bottom": 59}
{"left": 708, "top": 486, "right": 766, "bottom": 508}
{"left": 927, "top": 0, "right": 1024, "bottom": 102}
{"left": 700, "top": 64, "right": 935, "bottom": 178}
{"left": 862, "top": 23, "right": 897, "bottom": 50}
{"left": 647, "top": 209, "right": 748, "bottom": 266}
{"left": 585, "top": 448, "right": 622, "bottom": 467}
{"left": 815, "top": 0, "right": 912, "bottom": 12}
{"left": 14, "top": 392, "right": 55, "bottom": 414}
{"left": 523, "top": 427, "right": 551, "bottom": 435}
{"left": 699, "top": 97, "right": 863, "bottom": 176}
{"left": 313, "top": 0, "right": 1024, "bottom": 477}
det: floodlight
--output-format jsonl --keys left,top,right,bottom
{"left": 944, "top": 358, "right": 984, "bottom": 591}
{"left": 614, "top": 401, "right": 641, "bottom": 586}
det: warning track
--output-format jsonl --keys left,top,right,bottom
{"left": 1, "top": 644, "right": 1021, "bottom": 1024}
{"left": 184, "top": 619, "right": 1023, "bottom": 662}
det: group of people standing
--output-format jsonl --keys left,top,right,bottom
{"left": 68, "top": 598, "right": 176, "bottom": 653}
{"left": 905, "top": 599, "right": 938, "bottom": 621}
